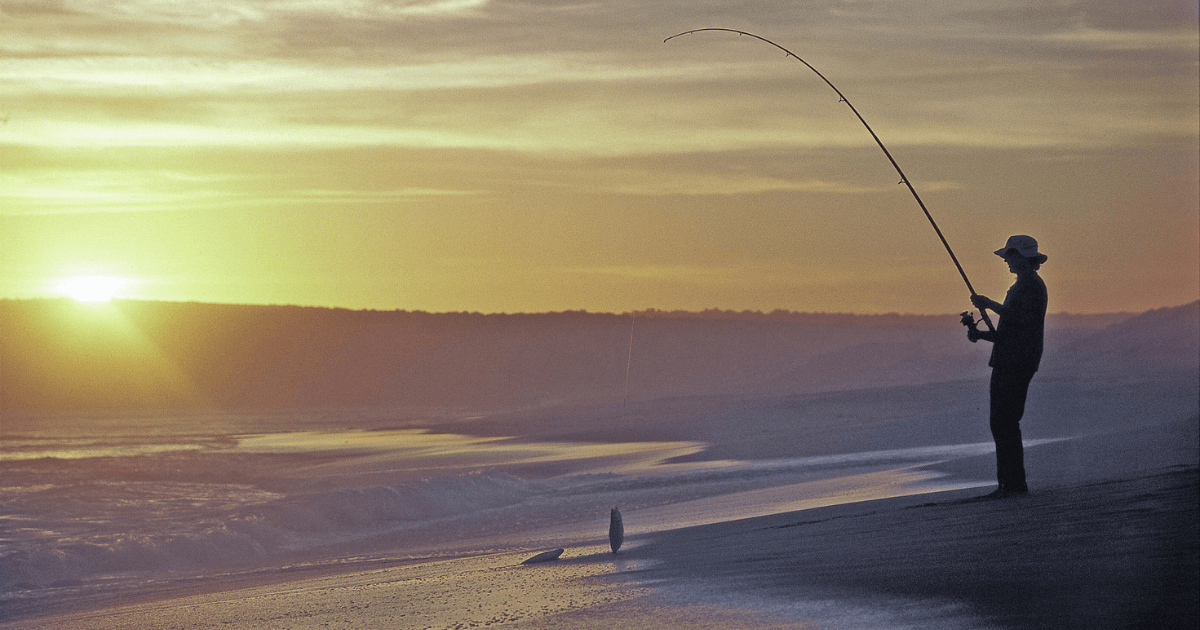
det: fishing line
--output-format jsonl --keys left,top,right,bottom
{"left": 665, "top": 28, "right": 994, "bottom": 331}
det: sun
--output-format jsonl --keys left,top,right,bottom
{"left": 58, "top": 276, "right": 126, "bottom": 302}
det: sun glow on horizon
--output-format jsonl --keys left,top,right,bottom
{"left": 57, "top": 276, "right": 127, "bottom": 302}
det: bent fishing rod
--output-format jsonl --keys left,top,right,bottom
{"left": 665, "top": 28, "right": 995, "bottom": 332}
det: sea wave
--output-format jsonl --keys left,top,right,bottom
{"left": 0, "top": 432, "right": 1003, "bottom": 598}
{"left": 0, "top": 470, "right": 539, "bottom": 592}
{"left": 259, "top": 471, "right": 539, "bottom": 533}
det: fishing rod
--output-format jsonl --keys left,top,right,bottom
{"left": 665, "top": 28, "right": 995, "bottom": 332}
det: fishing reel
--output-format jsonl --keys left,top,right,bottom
{"left": 960, "top": 311, "right": 981, "bottom": 342}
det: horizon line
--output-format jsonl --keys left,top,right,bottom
{"left": 4, "top": 295, "right": 1190, "bottom": 319}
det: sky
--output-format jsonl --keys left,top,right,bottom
{"left": 1, "top": 0, "right": 1197, "bottom": 315}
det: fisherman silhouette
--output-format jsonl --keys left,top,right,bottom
{"left": 965, "top": 235, "right": 1048, "bottom": 499}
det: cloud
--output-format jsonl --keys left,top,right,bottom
{"left": 0, "top": 54, "right": 667, "bottom": 93}
{"left": 555, "top": 259, "right": 946, "bottom": 295}
{"left": 0, "top": 0, "right": 492, "bottom": 26}
{"left": 290, "top": 187, "right": 480, "bottom": 201}
{"left": 4, "top": 0, "right": 1193, "bottom": 155}
{"left": 2, "top": 0, "right": 1194, "bottom": 313}
{"left": 0, "top": 167, "right": 251, "bottom": 214}
{"left": 563, "top": 264, "right": 737, "bottom": 284}
{"left": 581, "top": 170, "right": 880, "bottom": 197}
{"left": 1039, "top": 25, "right": 1198, "bottom": 51}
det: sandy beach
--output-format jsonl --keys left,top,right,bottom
{"left": 623, "top": 445, "right": 1198, "bottom": 630}
{"left": 6, "top": 415, "right": 1195, "bottom": 630}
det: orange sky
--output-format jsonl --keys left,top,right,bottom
{"left": 2, "top": 0, "right": 1197, "bottom": 314}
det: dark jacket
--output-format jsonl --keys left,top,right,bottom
{"left": 985, "top": 272, "right": 1047, "bottom": 372}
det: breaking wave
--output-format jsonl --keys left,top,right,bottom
{"left": 0, "top": 427, "right": 995, "bottom": 603}
{"left": 0, "top": 470, "right": 539, "bottom": 592}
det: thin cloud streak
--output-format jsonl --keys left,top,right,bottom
{"left": 4, "top": 1, "right": 1194, "bottom": 154}
{"left": 0, "top": 55, "right": 680, "bottom": 92}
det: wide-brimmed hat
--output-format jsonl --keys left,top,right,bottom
{"left": 995, "top": 235, "right": 1048, "bottom": 263}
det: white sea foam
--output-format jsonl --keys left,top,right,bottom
{"left": 0, "top": 468, "right": 542, "bottom": 591}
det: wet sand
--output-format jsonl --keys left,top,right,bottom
{"left": 1, "top": 542, "right": 810, "bottom": 630}
{"left": 622, "top": 467, "right": 1197, "bottom": 629}
{"left": 7, "top": 420, "right": 1196, "bottom": 630}
{"left": 620, "top": 418, "right": 1199, "bottom": 630}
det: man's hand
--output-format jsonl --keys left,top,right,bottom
{"left": 971, "top": 294, "right": 1000, "bottom": 312}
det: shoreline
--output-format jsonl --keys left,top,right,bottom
{"left": 617, "top": 465, "right": 1198, "bottom": 629}
{"left": 6, "top": 467, "right": 1195, "bottom": 629}
{"left": 613, "top": 418, "right": 1200, "bottom": 629}
{"left": 4, "top": 419, "right": 1195, "bottom": 629}
{"left": 0, "top": 460, "right": 970, "bottom": 627}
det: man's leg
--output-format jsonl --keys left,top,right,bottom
{"left": 989, "top": 369, "right": 1036, "bottom": 492}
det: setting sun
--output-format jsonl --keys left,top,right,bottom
{"left": 58, "top": 276, "right": 125, "bottom": 302}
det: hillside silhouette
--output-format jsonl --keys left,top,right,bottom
{"left": 1, "top": 300, "right": 1195, "bottom": 413}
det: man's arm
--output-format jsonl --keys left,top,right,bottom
{"left": 968, "top": 328, "right": 996, "bottom": 343}
{"left": 971, "top": 294, "right": 1006, "bottom": 317}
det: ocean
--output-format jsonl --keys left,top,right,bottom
{"left": 1, "top": 407, "right": 1019, "bottom": 621}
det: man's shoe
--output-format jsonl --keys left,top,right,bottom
{"left": 974, "top": 486, "right": 1028, "bottom": 501}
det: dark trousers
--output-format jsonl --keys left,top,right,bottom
{"left": 989, "top": 368, "right": 1037, "bottom": 491}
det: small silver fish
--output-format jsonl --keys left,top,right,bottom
{"left": 608, "top": 506, "right": 624, "bottom": 553}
